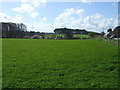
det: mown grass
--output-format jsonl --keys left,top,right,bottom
{"left": 73, "top": 34, "right": 89, "bottom": 38}
{"left": 2, "top": 39, "right": 119, "bottom": 88}
{"left": 45, "top": 34, "right": 89, "bottom": 39}
{"left": 45, "top": 34, "right": 56, "bottom": 38}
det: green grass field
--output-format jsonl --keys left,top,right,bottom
{"left": 45, "top": 34, "right": 89, "bottom": 39}
{"left": 73, "top": 34, "right": 89, "bottom": 38}
{"left": 2, "top": 39, "right": 119, "bottom": 88}
{"left": 45, "top": 34, "right": 56, "bottom": 39}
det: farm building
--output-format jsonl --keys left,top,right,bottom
{"left": 105, "top": 26, "right": 120, "bottom": 39}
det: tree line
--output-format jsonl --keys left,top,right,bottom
{"left": 1, "top": 22, "right": 27, "bottom": 38}
{"left": 1, "top": 22, "right": 44, "bottom": 38}
{"left": 1, "top": 22, "right": 120, "bottom": 39}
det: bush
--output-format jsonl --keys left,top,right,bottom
{"left": 64, "top": 33, "right": 73, "bottom": 39}
{"left": 89, "top": 32, "right": 95, "bottom": 38}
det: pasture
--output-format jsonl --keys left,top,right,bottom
{"left": 45, "top": 34, "right": 89, "bottom": 39}
{"left": 2, "top": 39, "right": 119, "bottom": 88}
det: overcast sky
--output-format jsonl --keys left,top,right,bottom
{"left": 0, "top": 0, "right": 119, "bottom": 33}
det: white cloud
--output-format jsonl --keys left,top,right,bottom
{"left": 1, "top": 6, "right": 118, "bottom": 33}
{"left": 0, "top": 13, "right": 24, "bottom": 23}
{"left": 76, "top": 8, "right": 85, "bottom": 15}
{"left": 13, "top": 14, "right": 24, "bottom": 23}
{"left": 26, "top": 16, "right": 52, "bottom": 32}
{"left": 55, "top": 8, "right": 75, "bottom": 23}
{"left": 54, "top": 8, "right": 118, "bottom": 33}
{"left": 41, "top": 0, "right": 46, "bottom": 4}
{"left": 112, "top": 3, "right": 117, "bottom": 8}
{"left": 41, "top": 17, "right": 47, "bottom": 22}
{"left": 31, "top": 0, "right": 46, "bottom": 7}
{"left": 21, "top": 0, "right": 46, "bottom": 4}
{"left": 30, "top": 12, "right": 38, "bottom": 18}
{"left": 13, "top": 3, "right": 35, "bottom": 13}
{"left": 80, "top": 0, "right": 92, "bottom": 5}
{"left": 14, "top": 15, "right": 24, "bottom": 23}
{"left": 21, "top": 0, "right": 32, "bottom": 3}
{"left": 27, "top": 22, "right": 54, "bottom": 32}
{"left": 13, "top": 3, "right": 37, "bottom": 18}
{"left": 65, "top": 8, "right": 75, "bottom": 14}
{"left": 13, "top": 0, "right": 47, "bottom": 18}
{"left": 0, "top": 12, "right": 51, "bottom": 32}
{"left": 0, "top": 13, "right": 12, "bottom": 22}
{"left": 32, "top": 0, "right": 40, "bottom": 7}
{"left": 81, "top": 0, "right": 91, "bottom": 3}
{"left": 55, "top": 8, "right": 85, "bottom": 23}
